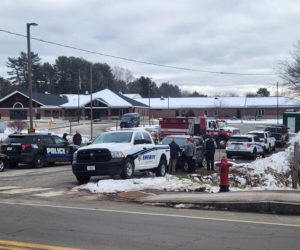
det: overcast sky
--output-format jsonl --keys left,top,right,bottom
{"left": 1, "top": 0, "right": 300, "bottom": 96}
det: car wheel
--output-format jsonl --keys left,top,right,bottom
{"left": 121, "top": 158, "right": 134, "bottom": 179}
{"left": 268, "top": 144, "right": 271, "bottom": 153}
{"left": 262, "top": 148, "right": 266, "bottom": 158}
{"left": 156, "top": 159, "right": 167, "bottom": 177}
{"left": 33, "top": 154, "right": 46, "bottom": 168}
{"left": 200, "top": 157, "right": 207, "bottom": 167}
{"left": 0, "top": 158, "right": 6, "bottom": 172}
{"left": 252, "top": 149, "right": 257, "bottom": 160}
{"left": 226, "top": 153, "right": 232, "bottom": 159}
{"left": 272, "top": 145, "right": 276, "bottom": 151}
{"left": 75, "top": 174, "right": 91, "bottom": 184}
{"left": 9, "top": 162, "right": 18, "bottom": 168}
{"left": 183, "top": 161, "right": 189, "bottom": 172}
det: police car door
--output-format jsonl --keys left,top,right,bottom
{"left": 133, "top": 132, "right": 145, "bottom": 170}
{"left": 50, "top": 135, "right": 69, "bottom": 162}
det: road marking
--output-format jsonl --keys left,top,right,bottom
{"left": 0, "top": 186, "right": 20, "bottom": 190}
{"left": 33, "top": 190, "right": 66, "bottom": 197}
{"left": 0, "top": 240, "right": 81, "bottom": 250}
{"left": 1, "top": 201, "right": 300, "bottom": 228}
{"left": 0, "top": 188, "right": 52, "bottom": 194}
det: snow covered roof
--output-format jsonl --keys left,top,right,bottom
{"left": 60, "top": 89, "right": 147, "bottom": 108}
{"left": 123, "top": 93, "right": 142, "bottom": 99}
{"left": 136, "top": 96, "right": 300, "bottom": 109}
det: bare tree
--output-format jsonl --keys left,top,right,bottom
{"left": 279, "top": 41, "right": 300, "bottom": 95}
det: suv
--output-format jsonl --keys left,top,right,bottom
{"left": 1, "top": 133, "right": 79, "bottom": 168}
{"left": 264, "top": 125, "right": 289, "bottom": 147}
{"left": 161, "top": 135, "right": 206, "bottom": 171}
{"left": 226, "top": 134, "right": 264, "bottom": 160}
{"left": 120, "top": 113, "right": 140, "bottom": 128}
{"left": 247, "top": 130, "right": 276, "bottom": 153}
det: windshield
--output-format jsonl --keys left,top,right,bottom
{"left": 218, "top": 121, "right": 228, "bottom": 129}
{"left": 161, "top": 137, "right": 187, "bottom": 147}
{"left": 229, "top": 137, "right": 252, "bottom": 142}
{"left": 248, "top": 133, "right": 264, "bottom": 139}
{"left": 92, "top": 132, "right": 133, "bottom": 144}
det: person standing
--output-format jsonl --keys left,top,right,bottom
{"left": 168, "top": 138, "right": 181, "bottom": 175}
{"left": 73, "top": 131, "right": 82, "bottom": 146}
{"left": 184, "top": 138, "right": 195, "bottom": 173}
{"left": 205, "top": 135, "right": 217, "bottom": 171}
{"left": 62, "top": 133, "right": 68, "bottom": 142}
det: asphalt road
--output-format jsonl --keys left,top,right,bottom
{"left": 1, "top": 164, "right": 300, "bottom": 250}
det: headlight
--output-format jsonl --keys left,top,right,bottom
{"left": 110, "top": 151, "right": 124, "bottom": 158}
{"left": 73, "top": 150, "right": 78, "bottom": 161}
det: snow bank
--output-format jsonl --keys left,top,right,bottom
{"left": 72, "top": 175, "right": 208, "bottom": 194}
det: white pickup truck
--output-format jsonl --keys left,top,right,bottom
{"left": 72, "top": 130, "right": 170, "bottom": 184}
{"left": 248, "top": 130, "right": 276, "bottom": 153}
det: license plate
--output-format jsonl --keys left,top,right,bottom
{"left": 7, "top": 147, "right": 13, "bottom": 151}
{"left": 87, "top": 165, "right": 95, "bottom": 171}
{"left": 234, "top": 146, "right": 240, "bottom": 150}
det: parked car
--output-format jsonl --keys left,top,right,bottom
{"left": 226, "top": 134, "right": 265, "bottom": 160}
{"left": 264, "top": 125, "right": 289, "bottom": 147}
{"left": 248, "top": 130, "right": 276, "bottom": 153}
{"left": 0, "top": 153, "right": 8, "bottom": 172}
{"left": 72, "top": 130, "right": 170, "bottom": 184}
{"left": 0, "top": 133, "right": 79, "bottom": 168}
{"left": 120, "top": 113, "right": 140, "bottom": 128}
{"left": 161, "top": 135, "right": 206, "bottom": 171}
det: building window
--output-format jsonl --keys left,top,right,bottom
{"left": 45, "top": 110, "right": 51, "bottom": 117}
{"left": 13, "top": 102, "right": 23, "bottom": 108}
{"left": 214, "top": 109, "right": 218, "bottom": 116}
{"left": 10, "top": 110, "right": 27, "bottom": 120}
{"left": 204, "top": 110, "right": 208, "bottom": 116}
{"left": 53, "top": 110, "right": 59, "bottom": 118}
{"left": 255, "top": 109, "right": 265, "bottom": 116}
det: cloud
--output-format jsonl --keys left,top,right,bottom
{"left": 0, "top": 0, "right": 299, "bottom": 95}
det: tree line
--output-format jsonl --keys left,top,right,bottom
{"left": 0, "top": 52, "right": 208, "bottom": 99}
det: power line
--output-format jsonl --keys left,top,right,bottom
{"left": 0, "top": 28, "right": 276, "bottom": 76}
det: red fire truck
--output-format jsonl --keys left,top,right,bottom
{"left": 159, "top": 117, "right": 240, "bottom": 148}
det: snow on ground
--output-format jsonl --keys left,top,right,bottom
{"left": 227, "top": 119, "right": 282, "bottom": 124}
{"left": 73, "top": 174, "right": 207, "bottom": 194}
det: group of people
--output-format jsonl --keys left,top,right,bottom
{"left": 62, "top": 131, "right": 82, "bottom": 146}
{"left": 168, "top": 135, "right": 217, "bottom": 175}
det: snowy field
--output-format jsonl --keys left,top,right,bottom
{"left": 74, "top": 132, "right": 300, "bottom": 194}
{"left": 227, "top": 118, "right": 282, "bottom": 124}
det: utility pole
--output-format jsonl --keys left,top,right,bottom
{"left": 27, "top": 22, "right": 38, "bottom": 130}
{"left": 148, "top": 82, "right": 151, "bottom": 126}
{"left": 90, "top": 65, "right": 93, "bottom": 140}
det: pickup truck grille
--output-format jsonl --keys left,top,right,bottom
{"left": 77, "top": 149, "right": 111, "bottom": 163}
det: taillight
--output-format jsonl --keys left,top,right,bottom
{"left": 247, "top": 143, "right": 251, "bottom": 148}
{"left": 225, "top": 142, "right": 228, "bottom": 147}
{"left": 278, "top": 135, "right": 282, "bottom": 139}
{"left": 21, "top": 144, "right": 31, "bottom": 151}
{"left": 264, "top": 138, "right": 267, "bottom": 144}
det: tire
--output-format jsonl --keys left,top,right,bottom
{"left": 9, "top": 162, "right": 18, "bottom": 168}
{"left": 0, "top": 158, "right": 6, "bottom": 172}
{"left": 121, "top": 158, "right": 134, "bottom": 179}
{"left": 272, "top": 145, "right": 276, "bottom": 152}
{"left": 262, "top": 148, "right": 266, "bottom": 158}
{"left": 75, "top": 174, "right": 91, "bottom": 184}
{"left": 183, "top": 161, "right": 189, "bottom": 172}
{"left": 156, "top": 159, "right": 167, "bottom": 177}
{"left": 226, "top": 153, "right": 232, "bottom": 159}
{"left": 200, "top": 157, "right": 207, "bottom": 168}
{"left": 252, "top": 149, "right": 257, "bottom": 160}
{"left": 267, "top": 144, "right": 271, "bottom": 154}
{"left": 33, "top": 154, "right": 46, "bottom": 168}
{"left": 48, "top": 162, "right": 55, "bottom": 166}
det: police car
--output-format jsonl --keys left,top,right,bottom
{"left": 72, "top": 130, "right": 170, "bottom": 184}
{"left": 225, "top": 134, "right": 265, "bottom": 160}
{"left": 0, "top": 153, "right": 8, "bottom": 172}
{"left": 1, "top": 133, "right": 79, "bottom": 168}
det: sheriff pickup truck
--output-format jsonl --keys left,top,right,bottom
{"left": 72, "top": 130, "right": 170, "bottom": 184}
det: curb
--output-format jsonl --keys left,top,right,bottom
{"left": 141, "top": 200, "right": 300, "bottom": 215}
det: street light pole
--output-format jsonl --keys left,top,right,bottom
{"left": 27, "top": 22, "right": 38, "bottom": 130}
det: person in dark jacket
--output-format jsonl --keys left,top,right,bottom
{"left": 205, "top": 135, "right": 217, "bottom": 171}
{"left": 184, "top": 138, "right": 195, "bottom": 173}
{"left": 62, "top": 133, "right": 68, "bottom": 141}
{"left": 168, "top": 138, "right": 181, "bottom": 175}
{"left": 73, "top": 131, "right": 82, "bottom": 146}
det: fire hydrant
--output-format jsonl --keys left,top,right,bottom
{"left": 215, "top": 157, "right": 232, "bottom": 192}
